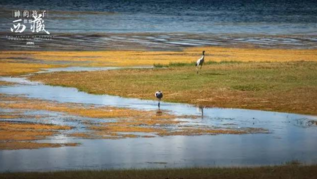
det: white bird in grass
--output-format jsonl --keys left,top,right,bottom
{"left": 195, "top": 51, "right": 205, "bottom": 74}
{"left": 155, "top": 91, "right": 163, "bottom": 108}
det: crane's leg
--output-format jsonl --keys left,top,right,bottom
{"left": 158, "top": 99, "right": 161, "bottom": 109}
{"left": 197, "top": 64, "right": 203, "bottom": 74}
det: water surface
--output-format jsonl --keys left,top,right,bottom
{"left": 1, "top": 0, "right": 317, "bottom": 50}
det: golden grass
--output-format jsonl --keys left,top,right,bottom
{"left": 186, "top": 47, "right": 317, "bottom": 62}
{"left": 0, "top": 102, "right": 77, "bottom": 150}
{"left": 0, "top": 142, "right": 78, "bottom": 150}
{"left": 0, "top": 81, "right": 16, "bottom": 86}
{"left": 0, "top": 121, "right": 77, "bottom": 150}
{"left": 0, "top": 122, "right": 71, "bottom": 141}
{"left": 0, "top": 122, "right": 72, "bottom": 131}
{"left": 68, "top": 132, "right": 93, "bottom": 139}
{"left": 0, "top": 114, "right": 20, "bottom": 119}
{"left": 1, "top": 47, "right": 316, "bottom": 76}
{"left": 0, "top": 61, "right": 61, "bottom": 76}
{"left": 0, "top": 128, "right": 55, "bottom": 141}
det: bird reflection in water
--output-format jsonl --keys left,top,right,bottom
{"left": 197, "top": 106, "right": 204, "bottom": 119}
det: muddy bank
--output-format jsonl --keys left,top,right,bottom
{"left": 1, "top": 33, "right": 317, "bottom": 51}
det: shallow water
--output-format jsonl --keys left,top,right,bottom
{"left": 0, "top": 67, "right": 317, "bottom": 172}
{"left": 1, "top": 133, "right": 317, "bottom": 172}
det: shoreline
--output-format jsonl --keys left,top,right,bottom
{"left": 1, "top": 165, "right": 317, "bottom": 178}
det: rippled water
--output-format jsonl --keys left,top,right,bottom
{"left": 0, "top": 66, "right": 317, "bottom": 171}
{"left": 1, "top": 0, "right": 317, "bottom": 34}
{"left": 1, "top": 0, "right": 317, "bottom": 50}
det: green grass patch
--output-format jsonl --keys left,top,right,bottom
{"left": 154, "top": 61, "right": 243, "bottom": 68}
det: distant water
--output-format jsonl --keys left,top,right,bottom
{"left": 1, "top": 0, "right": 316, "bottom": 50}
{"left": 1, "top": 0, "right": 317, "bottom": 34}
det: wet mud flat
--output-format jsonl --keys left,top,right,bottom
{"left": 0, "top": 92, "right": 268, "bottom": 150}
{"left": 1, "top": 32, "right": 317, "bottom": 51}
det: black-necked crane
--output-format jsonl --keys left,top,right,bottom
{"left": 155, "top": 91, "right": 163, "bottom": 108}
{"left": 195, "top": 51, "right": 205, "bottom": 74}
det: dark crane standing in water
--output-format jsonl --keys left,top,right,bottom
{"left": 195, "top": 51, "right": 205, "bottom": 74}
{"left": 155, "top": 91, "right": 163, "bottom": 108}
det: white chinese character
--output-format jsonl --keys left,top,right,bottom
{"left": 10, "top": 19, "right": 26, "bottom": 33}
{"left": 30, "top": 13, "right": 50, "bottom": 34}
{"left": 14, "top": 10, "right": 21, "bottom": 18}
{"left": 42, "top": 10, "right": 46, "bottom": 17}
{"left": 32, "top": 10, "right": 37, "bottom": 17}
{"left": 23, "top": 10, "right": 29, "bottom": 18}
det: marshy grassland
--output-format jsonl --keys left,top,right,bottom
{"left": 30, "top": 60, "right": 317, "bottom": 115}
{"left": 0, "top": 94, "right": 267, "bottom": 149}
{"left": 1, "top": 165, "right": 317, "bottom": 179}
{"left": 0, "top": 131, "right": 77, "bottom": 150}
{"left": 0, "top": 46, "right": 316, "bottom": 147}
{"left": 1, "top": 46, "right": 317, "bottom": 176}
{"left": 0, "top": 95, "right": 78, "bottom": 150}
{"left": 1, "top": 47, "right": 316, "bottom": 115}
{"left": 0, "top": 119, "right": 76, "bottom": 150}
